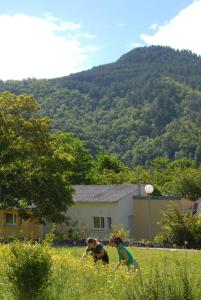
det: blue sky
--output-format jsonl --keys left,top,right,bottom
{"left": 0, "top": 0, "right": 198, "bottom": 79}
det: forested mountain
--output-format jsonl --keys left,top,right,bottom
{"left": 1, "top": 46, "right": 201, "bottom": 167}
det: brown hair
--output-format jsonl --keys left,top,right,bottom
{"left": 110, "top": 236, "right": 123, "bottom": 245}
{"left": 86, "top": 237, "right": 97, "bottom": 244}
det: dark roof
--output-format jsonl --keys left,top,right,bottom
{"left": 73, "top": 185, "right": 137, "bottom": 203}
{"left": 192, "top": 198, "right": 201, "bottom": 215}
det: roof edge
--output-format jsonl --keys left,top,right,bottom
{"left": 133, "top": 196, "right": 181, "bottom": 200}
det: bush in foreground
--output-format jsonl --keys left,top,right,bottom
{"left": 7, "top": 243, "right": 52, "bottom": 300}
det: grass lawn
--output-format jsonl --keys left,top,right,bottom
{"left": 0, "top": 246, "right": 201, "bottom": 299}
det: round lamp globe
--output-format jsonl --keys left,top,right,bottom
{"left": 145, "top": 184, "right": 154, "bottom": 194}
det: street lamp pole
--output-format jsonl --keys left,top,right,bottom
{"left": 144, "top": 185, "right": 154, "bottom": 241}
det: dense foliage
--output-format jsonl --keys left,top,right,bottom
{"left": 0, "top": 92, "right": 74, "bottom": 222}
{"left": 155, "top": 203, "right": 201, "bottom": 249}
{"left": 90, "top": 155, "right": 201, "bottom": 201}
{"left": 0, "top": 92, "right": 200, "bottom": 201}
{"left": 1, "top": 46, "right": 201, "bottom": 166}
{"left": 7, "top": 243, "right": 52, "bottom": 299}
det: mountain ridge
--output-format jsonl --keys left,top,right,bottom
{"left": 1, "top": 46, "right": 201, "bottom": 166}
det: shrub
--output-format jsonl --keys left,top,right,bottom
{"left": 68, "top": 224, "right": 89, "bottom": 241}
{"left": 7, "top": 242, "right": 52, "bottom": 300}
{"left": 49, "top": 222, "right": 90, "bottom": 243}
{"left": 155, "top": 203, "right": 201, "bottom": 249}
{"left": 54, "top": 231, "right": 69, "bottom": 242}
{"left": 110, "top": 224, "right": 128, "bottom": 239}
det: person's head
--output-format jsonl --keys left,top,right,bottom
{"left": 110, "top": 236, "right": 123, "bottom": 247}
{"left": 86, "top": 237, "right": 97, "bottom": 249}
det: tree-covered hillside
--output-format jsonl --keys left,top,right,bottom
{"left": 1, "top": 46, "right": 201, "bottom": 166}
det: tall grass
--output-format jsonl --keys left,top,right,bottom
{"left": 1, "top": 246, "right": 201, "bottom": 299}
{"left": 40, "top": 247, "right": 201, "bottom": 300}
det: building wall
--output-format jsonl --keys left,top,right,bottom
{"left": 113, "top": 183, "right": 146, "bottom": 238}
{"left": 133, "top": 198, "right": 193, "bottom": 240}
{"left": 54, "top": 185, "right": 146, "bottom": 239}
{"left": 117, "top": 194, "right": 135, "bottom": 238}
{"left": 0, "top": 210, "right": 42, "bottom": 238}
{"left": 44, "top": 184, "right": 147, "bottom": 239}
{"left": 55, "top": 202, "right": 119, "bottom": 239}
{"left": 116, "top": 184, "right": 147, "bottom": 238}
{"left": 42, "top": 184, "right": 193, "bottom": 241}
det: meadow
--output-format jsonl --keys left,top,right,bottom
{"left": 0, "top": 246, "right": 201, "bottom": 300}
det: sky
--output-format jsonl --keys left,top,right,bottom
{"left": 0, "top": 0, "right": 199, "bottom": 80}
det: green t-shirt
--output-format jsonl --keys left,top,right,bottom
{"left": 117, "top": 244, "right": 134, "bottom": 266}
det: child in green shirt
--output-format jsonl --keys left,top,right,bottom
{"left": 110, "top": 236, "right": 140, "bottom": 273}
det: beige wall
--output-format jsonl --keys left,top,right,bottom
{"left": 44, "top": 184, "right": 147, "bottom": 239}
{"left": 115, "top": 184, "right": 147, "bottom": 238}
{"left": 43, "top": 185, "right": 194, "bottom": 241}
{"left": 55, "top": 202, "right": 118, "bottom": 239}
{"left": 0, "top": 209, "right": 42, "bottom": 238}
{"left": 46, "top": 198, "right": 136, "bottom": 239}
{"left": 117, "top": 194, "right": 135, "bottom": 237}
{"left": 133, "top": 198, "right": 193, "bottom": 240}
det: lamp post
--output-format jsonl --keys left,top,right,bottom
{"left": 144, "top": 184, "right": 154, "bottom": 241}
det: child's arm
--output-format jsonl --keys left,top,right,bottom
{"left": 119, "top": 249, "right": 129, "bottom": 265}
{"left": 82, "top": 248, "right": 90, "bottom": 259}
{"left": 116, "top": 260, "right": 122, "bottom": 269}
{"left": 82, "top": 250, "right": 88, "bottom": 259}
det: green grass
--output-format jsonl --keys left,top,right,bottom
{"left": 1, "top": 246, "right": 201, "bottom": 300}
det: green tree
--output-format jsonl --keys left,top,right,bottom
{"left": 171, "top": 167, "right": 201, "bottom": 201}
{"left": 0, "top": 92, "right": 73, "bottom": 223}
{"left": 53, "top": 133, "right": 94, "bottom": 184}
{"left": 95, "top": 151, "right": 127, "bottom": 173}
{"left": 92, "top": 151, "right": 129, "bottom": 183}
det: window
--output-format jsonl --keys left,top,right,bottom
{"left": 5, "top": 213, "right": 17, "bottom": 225}
{"left": 107, "top": 217, "right": 112, "bottom": 229}
{"left": 93, "top": 217, "right": 105, "bottom": 229}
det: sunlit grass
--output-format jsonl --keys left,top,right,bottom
{"left": 0, "top": 245, "right": 201, "bottom": 299}
{"left": 42, "top": 247, "right": 201, "bottom": 300}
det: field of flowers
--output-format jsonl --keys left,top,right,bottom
{"left": 0, "top": 246, "right": 201, "bottom": 300}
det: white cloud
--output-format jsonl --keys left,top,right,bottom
{"left": 81, "top": 33, "right": 96, "bottom": 39}
{"left": 0, "top": 14, "right": 98, "bottom": 80}
{"left": 150, "top": 23, "right": 159, "bottom": 31}
{"left": 57, "top": 21, "right": 82, "bottom": 31}
{"left": 141, "top": 0, "right": 201, "bottom": 54}
{"left": 68, "top": 32, "right": 96, "bottom": 40}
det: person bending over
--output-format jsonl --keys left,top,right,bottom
{"left": 82, "top": 237, "right": 109, "bottom": 264}
{"left": 110, "top": 236, "right": 140, "bottom": 273}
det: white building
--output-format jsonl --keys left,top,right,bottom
{"left": 61, "top": 184, "right": 146, "bottom": 238}
{"left": 44, "top": 184, "right": 192, "bottom": 240}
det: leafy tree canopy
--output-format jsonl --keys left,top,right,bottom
{"left": 0, "top": 92, "right": 74, "bottom": 223}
